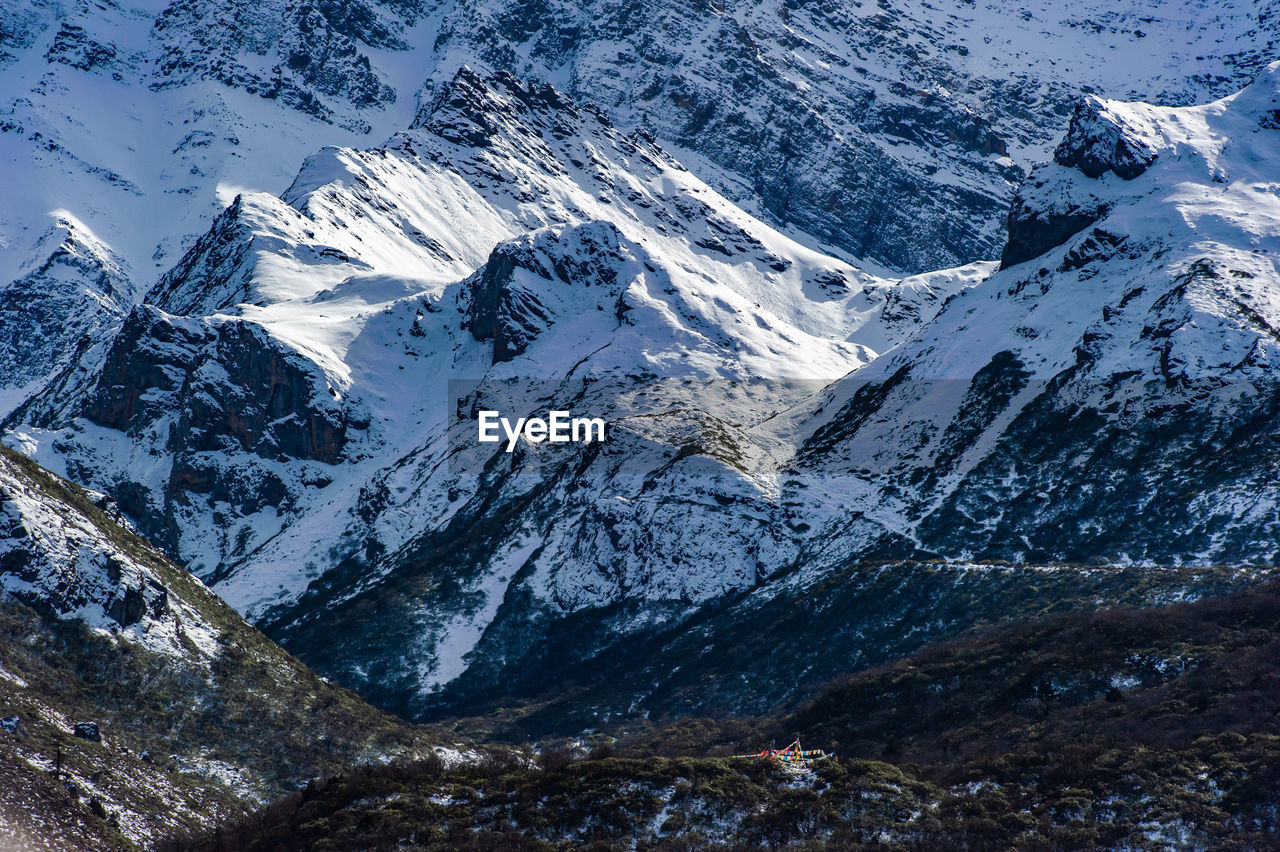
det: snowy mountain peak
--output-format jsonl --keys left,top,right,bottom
{"left": 794, "top": 62, "right": 1280, "bottom": 571}
{"left": 0, "top": 214, "right": 133, "bottom": 416}
{"left": 1005, "top": 61, "right": 1280, "bottom": 271}
{"left": 5, "top": 65, "right": 996, "bottom": 717}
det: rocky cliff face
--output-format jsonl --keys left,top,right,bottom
{"left": 0, "top": 445, "right": 210, "bottom": 653}
{"left": 149, "top": 0, "right": 413, "bottom": 130}
{"left": 423, "top": 0, "right": 1280, "bottom": 271}
{"left": 42, "top": 303, "right": 352, "bottom": 567}
{"left": 464, "top": 221, "right": 634, "bottom": 363}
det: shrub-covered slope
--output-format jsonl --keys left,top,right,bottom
{"left": 183, "top": 580, "right": 1280, "bottom": 850}
{"left": 0, "top": 444, "right": 443, "bottom": 849}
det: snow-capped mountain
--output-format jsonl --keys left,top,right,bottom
{"left": 794, "top": 62, "right": 1280, "bottom": 566}
{"left": 4, "top": 0, "right": 1277, "bottom": 419}
{"left": 423, "top": 0, "right": 1280, "bottom": 272}
{"left": 9, "top": 62, "right": 1280, "bottom": 725}
{"left": 0, "top": 0, "right": 428, "bottom": 415}
{"left": 8, "top": 67, "right": 986, "bottom": 717}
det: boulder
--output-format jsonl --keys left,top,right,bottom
{"left": 73, "top": 721, "right": 101, "bottom": 742}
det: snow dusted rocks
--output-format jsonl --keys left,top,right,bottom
{"left": 0, "top": 445, "right": 218, "bottom": 658}
{"left": 0, "top": 443, "right": 443, "bottom": 848}
{"left": 3, "top": 0, "right": 1279, "bottom": 430}
{"left": 150, "top": 0, "right": 407, "bottom": 128}
{"left": 1053, "top": 97, "right": 1161, "bottom": 180}
{"left": 1001, "top": 90, "right": 1184, "bottom": 268}
{"left": 463, "top": 222, "right": 635, "bottom": 363}
{"left": 422, "top": 0, "right": 1280, "bottom": 272}
{"left": 0, "top": 218, "right": 133, "bottom": 415}
{"left": 798, "top": 62, "right": 1280, "bottom": 567}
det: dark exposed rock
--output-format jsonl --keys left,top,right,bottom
{"left": 73, "top": 721, "right": 100, "bottom": 742}
{"left": 44, "top": 23, "right": 117, "bottom": 72}
{"left": 465, "top": 222, "right": 631, "bottom": 364}
{"left": 1053, "top": 97, "right": 1159, "bottom": 180}
{"left": 107, "top": 586, "right": 146, "bottom": 627}
{"left": 147, "top": 197, "right": 257, "bottom": 315}
{"left": 415, "top": 67, "right": 587, "bottom": 147}
{"left": 0, "top": 221, "right": 131, "bottom": 394}
{"left": 999, "top": 98, "right": 1155, "bottom": 269}
{"left": 1001, "top": 192, "right": 1106, "bottom": 269}
{"left": 415, "top": 0, "right": 1280, "bottom": 272}
{"left": 77, "top": 306, "right": 347, "bottom": 552}
{"left": 85, "top": 306, "right": 347, "bottom": 465}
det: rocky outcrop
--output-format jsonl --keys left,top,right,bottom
{"left": 146, "top": 197, "right": 259, "bottom": 315}
{"left": 72, "top": 721, "right": 100, "bottom": 742}
{"left": 0, "top": 220, "right": 132, "bottom": 404}
{"left": 0, "top": 444, "right": 439, "bottom": 849}
{"left": 0, "top": 445, "right": 194, "bottom": 643}
{"left": 465, "top": 222, "right": 633, "bottom": 363}
{"left": 1053, "top": 98, "right": 1159, "bottom": 180}
{"left": 74, "top": 306, "right": 348, "bottom": 552}
{"left": 44, "top": 23, "right": 117, "bottom": 73}
{"left": 999, "top": 95, "right": 1162, "bottom": 268}
{"left": 1000, "top": 191, "right": 1106, "bottom": 269}
{"left": 85, "top": 306, "right": 347, "bottom": 465}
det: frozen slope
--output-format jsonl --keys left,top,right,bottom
{"left": 0, "top": 0, "right": 429, "bottom": 415}
{"left": 4, "top": 0, "right": 1278, "bottom": 421}
{"left": 795, "top": 61, "right": 1280, "bottom": 567}
{"left": 420, "top": 0, "right": 1280, "bottom": 270}
{"left": 8, "top": 70, "right": 986, "bottom": 717}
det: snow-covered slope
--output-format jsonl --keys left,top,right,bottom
{"left": 17, "top": 62, "right": 1280, "bottom": 723}
{"left": 0, "top": 0, "right": 428, "bottom": 415}
{"left": 794, "top": 61, "right": 1280, "bottom": 566}
{"left": 422, "top": 0, "right": 1280, "bottom": 272}
{"left": 4, "top": 0, "right": 1276, "bottom": 420}
{"left": 0, "top": 445, "right": 220, "bottom": 659}
{"left": 8, "top": 69, "right": 986, "bottom": 718}
{"left": 5, "top": 0, "right": 1280, "bottom": 728}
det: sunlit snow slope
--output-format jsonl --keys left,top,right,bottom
{"left": 9, "top": 69, "right": 986, "bottom": 717}
{"left": 794, "top": 61, "right": 1280, "bottom": 566}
